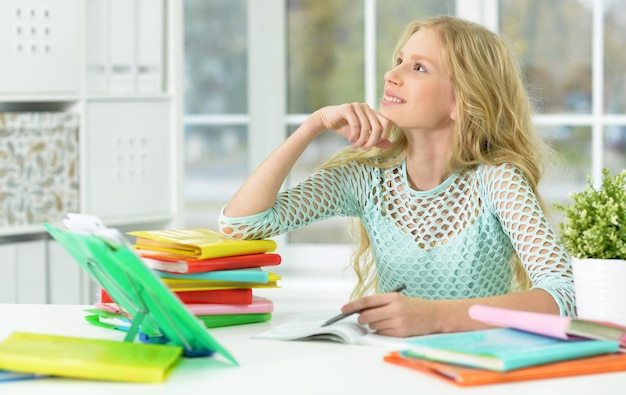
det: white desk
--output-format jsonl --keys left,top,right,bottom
{"left": 1, "top": 303, "right": 626, "bottom": 395}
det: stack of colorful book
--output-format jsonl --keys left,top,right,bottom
{"left": 383, "top": 305, "right": 626, "bottom": 387}
{"left": 96, "top": 228, "right": 281, "bottom": 328}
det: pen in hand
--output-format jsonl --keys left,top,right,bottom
{"left": 321, "top": 284, "right": 407, "bottom": 327}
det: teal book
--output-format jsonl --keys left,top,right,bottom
{"left": 153, "top": 267, "right": 279, "bottom": 283}
{"left": 401, "top": 328, "right": 620, "bottom": 372}
{"left": 0, "top": 369, "right": 45, "bottom": 383}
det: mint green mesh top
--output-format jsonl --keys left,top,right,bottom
{"left": 219, "top": 160, "right": 576, "bottom": 317}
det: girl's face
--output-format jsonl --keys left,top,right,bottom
{"left": 380, "top": 27, "right": 456, "bottom": 135}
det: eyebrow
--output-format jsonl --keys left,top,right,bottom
{"left": 398, "top": 50, "right": 436, "bottom": 66}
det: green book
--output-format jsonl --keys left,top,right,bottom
{"left": 0, "top": 332, "right": 182, "bottom": 383}
{"left": 199, "top": 313, "right": 273, "bottom": 328}
{"left": 402, "top": 328, "right": 620, "bottom": 372}
{"left": 85, "top": 308, "right": 272, "bottom": 330}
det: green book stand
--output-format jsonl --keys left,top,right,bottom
{"left": 44, "top": 217, "right": 237, "bottom": 365}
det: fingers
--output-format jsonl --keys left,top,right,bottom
{"left": 341, "top": 292, "right": 384, "bottom": 315}
{"left": 320, "top": 103, "right": 393, "bottom": 150}
{"left": 347, "top": 103, "right": 375, "bottom": 148}
{"left": 374, "top": 112, "right": 393, "bottom": 149}
{"left": 347, "top": 103, "right": 392, "bottom": 149}
{"left": 341, "top": 292, "right": 402, "bottom": 320}
{"left": 343, "top": 293, "right": 420, "bottom": 337}
{"left": 356, "top": 300, "right": 409, "bottom": 336}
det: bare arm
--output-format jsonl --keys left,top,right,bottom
{"left": 342, "top": 288, "right": 558, "bottom": 337}
{"left": 223, "top": 103, "right": 392, "bottom": 217}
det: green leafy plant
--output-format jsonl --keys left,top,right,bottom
{"left": 554, "top": 169, "right": 626, "bottom": 259}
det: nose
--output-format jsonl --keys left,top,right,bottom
{"left": 384, "top": 65, "right": 401, "bottom": 86}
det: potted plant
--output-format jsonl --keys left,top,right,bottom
{"left": 555, "top": 168, "right": 626, "bottom": 325}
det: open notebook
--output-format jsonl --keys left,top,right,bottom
{"left": 253, "top": 314, "right": 409, "bottom": 348}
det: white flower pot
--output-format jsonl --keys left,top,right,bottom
{"left": 572, "top": 258, "right": 626, "bottom": 326}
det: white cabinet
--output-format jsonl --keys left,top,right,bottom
{"left": 84, "top": 100, "right": 173, "bottom": 221}
{"left": 47, "top": 239, "right": 84, "bottom": 304}
{"left": 0, "top": 0, "right": 182, "bottom": 304}
{"left": 0, "top": 244, "right": 18, "bottom": 302}
{"left": 0, "top": 237, "right": 89, "bottom": 304}
{"left": 15, "top": 240, "right": 47, "bottom": 303}
{"left": 0, "top": 0, "right": 80, "bottom": 94}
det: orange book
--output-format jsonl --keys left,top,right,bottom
{"left": 384, "top": 351, "right": 626, "bottom": 387}
{"left": 140, "top": 253, "right": 281, "bottom": 274}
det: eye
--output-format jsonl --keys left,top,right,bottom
{"left": 414, "top": 63, "right": 426, "bottom": 72}
{"left": 395, "top": 57, "right": 403, "bottom": 66}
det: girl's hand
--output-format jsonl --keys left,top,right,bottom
{"left": 341, "top": 293, "right": 441, "bottom": 337}
{"left": 316, "top": 103, "right": 393, "bottom": 150}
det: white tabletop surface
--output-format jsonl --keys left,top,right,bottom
{"left": 1, "top": 301, "right": 626, "bottom": 395}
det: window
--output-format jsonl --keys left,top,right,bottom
{"left": 286, "top": 0, "right": 454, "bottom": 243}
{"left": 498, "top": 0, "right": 626, "bottom": 221}
{"left": 183, "top": 0, "right": 248, "bottom": 228}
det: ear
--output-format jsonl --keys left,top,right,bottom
{"left": 449, "top": 100, "right": 458, "bottom": 121}
{"left": 448, "top": 88, "right": 458, "bottom": 121}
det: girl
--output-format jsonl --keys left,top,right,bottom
{"left": 218, "top": 16, "right": 575, "bottom": 337}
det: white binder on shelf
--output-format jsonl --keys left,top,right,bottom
{"left": 108, "top": 0, "right": 137, "bottom": 93}
{"left": 136, "top": 0, "right": 164, "bottom": 93}
{"left": 85, "top": 0, "right": 110, "bottom": 93}
{"left": 85, "top": 0, "right": 165, "bottom": 94}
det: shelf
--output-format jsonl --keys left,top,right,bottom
{"left": 0, "top": 100, "right": 79, "bottom": 112}
{"left": 0, "top": 214, "right": 174, "bottom": 238}
{"left": 0, "top": 0, "right": 182, "bottom": 306}
{"left": 0, "top": 94, "right": 173, "bottom": 104}
{"left": 0, "top": 95, "right": 80, "bottom": 102}
{"left": 0, "top": 224, "right": 48, "bottom": 238}
{"left": 84, "top": 94, "right": 173, "bottom": 102}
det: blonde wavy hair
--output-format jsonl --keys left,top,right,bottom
{"left": 318, "top": 16, "right": 556, "bottom": 300}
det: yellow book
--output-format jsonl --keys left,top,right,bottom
{"left": 128, "top": 228, "right": 277, "bottom": 260}
{"left": 0, "top": 332, "right": 182, "bottom": 383}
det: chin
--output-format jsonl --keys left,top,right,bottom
{"left": 379, "top": 108, "right": 396, "bottom": 122}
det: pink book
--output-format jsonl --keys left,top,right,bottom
{"left": 469, "top": 304, "right": 626, "bottom": 348}
{"left": 184, "top": 297, "right": 273, "bottom": 315}
{"left": 96, "top": 296, "right": 273, "bottom": 316}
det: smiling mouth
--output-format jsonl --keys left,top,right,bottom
{"left": 383, "top": 94, "right": 405, "bottom": 103}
